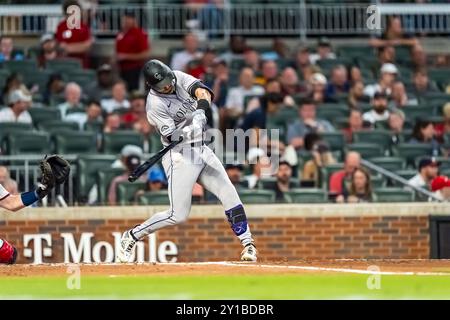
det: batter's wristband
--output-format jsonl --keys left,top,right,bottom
{"left": 197, "top": 99, "right": 210, "bottom": 111}
{"left": 20, "top": 190, "right": 39, "bottom": 206}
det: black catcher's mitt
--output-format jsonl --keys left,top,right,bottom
{"left": 43, "top": 155, "right": 71, "bottom": 185}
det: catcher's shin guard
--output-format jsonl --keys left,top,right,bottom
{"left": 0, "top": 239, "right": 18, "bottom": 264}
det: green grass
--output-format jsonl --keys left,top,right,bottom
{"left": 1, "top": 274, "right": 450, "bottom": 299}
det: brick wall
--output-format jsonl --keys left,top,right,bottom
{"left": 0, "top": 207, "right": 433, "bottom": 263}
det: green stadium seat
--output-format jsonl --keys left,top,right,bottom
{"left": 352, "top": 130, "right": 393, "bottom": 151}
{"left": 284, "top": 188, "right": 327, "bottom": 203}
{"left": 96, "top": 168, "right": 125, "bottom": 205}
{"left": 24, "top": 70, "right": 51, "bottom": 94}
{"left": 0, "top": 122, "right": 33, "bottom": 145}
{"left": 149, "top": 133, "right": 163, "bottom": 153}
{"left": 103, "top": 131, "right": 144, "bottom": 154}
{"left": 258, "top": 177, "right": 300, "bottom": 190}
{"left": 65, "top": 69, "right": 96, "bottom": 89}
{"left": 230, "top": 58, "right": 246, "bottom": 71}
{"left": 374, "top": 188, "right": 415, "bottom": 202}
{"left": 138, "top": 191, "right": 170, "bottom": 205}
{"left": 393, "top": 169, "right": 418, "bottom": 185}
{"left": 84, "top": 120, "right": 103, "bottom": 133}
{"left": 5, "top": 131, "right": 50, "bottom": 155}
{"left": 28, "top": 107, "right": 61, "bottom": 126}
{"left": 321, "top": 132, "right": 345, "bottom": 152}
{"left": 402, "top": 105, "right": 433, "bottom": 121}
{"left": 320, "top": 163, "right": 344, "bottom": 190}
{"left": 238, "top": 189, "right": 276, "bottom": 204}
{"left": 37, "top": 120, "right": 79, "bottom": 133}
{"left": 117, "top": 181, "right": 146, "bottom": 205}
{"left": 392, "top": 143, "right": 434, "bottom": 167}
{"left": 76, "top": 155, "right": 116, "bottom": 202}
{"left": 370, "top": 175, "right": 386, "bottom": 188}
{"left": 3, "top": 60, "right": 37, "bottom": 75}
{"left": 316, "top": 103, "right": 349, "bottom": 121}
{"left": 46, "top": 59, "right": 82, "bottom": 73}
{"left": 52, "top": 130, "right": 97, "bottom": 154}
{"left": 272, "top": 106, "right": 298, "bottom": 126}
{"left": 347, "top": 143, "right": 385, "bottom": 158}
{"left": 368, "top": 157, "right": 406, "bottom": 172}
{"left": 332, "top": 117, "right": 349, "bottom": 130}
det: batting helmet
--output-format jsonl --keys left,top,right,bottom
{"left": 143, "top": 59, "right": 176, "bottom": 93}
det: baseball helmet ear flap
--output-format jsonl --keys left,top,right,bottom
{"left": 143, "top": 59, "right": 176, "bottom": 93}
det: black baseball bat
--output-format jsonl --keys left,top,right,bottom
{"left": 128, "top": 137, "right": 183, "bottom": 182}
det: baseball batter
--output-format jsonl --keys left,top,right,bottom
{"left": 117, "top": 59, "right": 257, "bottom": 262}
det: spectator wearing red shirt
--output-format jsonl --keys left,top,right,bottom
{"left": 329, "top": 151, "right": 361, "bottom": 196}
{"left": 115, "top": 10, "right": 151, "bottom": 91}
{"left": 121, "top": 92, "right": 146, "bottom": 129}
{"left": 55, "top": 0, "right": 93, "bottom": 68}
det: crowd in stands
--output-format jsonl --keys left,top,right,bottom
{"left": 0, "top": 0, "right": 450, "bottom": 205}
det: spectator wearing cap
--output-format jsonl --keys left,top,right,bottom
{"left": 369, "top": 16, "right": 419, "bottom": 48}
{"left": 115, "top": 9, "right": 151, "bottom": 91}
{"left": 170, "top": 33, "right": 202, "bottom": 72}
{"left": 308, "top": 73, "right": 328, "bottom": 104}
{"left": 147, "top": 167, "right": 167, "bottom": 192}
{"left": 408, "top": 157, "right": 440, "bottom": 190}
{"left": 0, "top": 36, "right": 23, "bottom": 62}
{"left": 55, "top": 0, "right": 94, "bottom": 68}
{"left": 287, "top": 100, "right": 335, "bottom": 150}
{"left": 37, "top": 33, "right": 60, "bottom": 68}
{"left": 325, "top": 65, "right": 350, "bottom": 100}
{"left": 362, "top": 91, "right": 390, "bottom": 125}
{"left": 364, "top": 63, "right": 398, "bottom": 98}
{"left": 108, "top": 145, "right": 145, "bottom": 205}
{"left": 329, "top": 151, "right": 361, "bottom": 195}
{"left": 65, "top": 100, "right": 103, "bottom": 130}
{"left": 431, "top": 176, "right": 450, "bottom": 202}
{"left": 410, "top": 120, "right": 440, "bottom": 156}
{"left": 309, "top": 37, "right": 336, "bottom": 65}
{"left": 1, "top": 73, "right": 30, "bottom": 105}
{"left": 85, "top": 64, "right": 115, "bottom": 102}
{"left": 411, "top": 69, "right": 440, "bottom": 99}
{"left": 57, "top": 82, "right": 83, "bottom": 118}
{"left": 101, "top": 80, "right": 130, "bottom": 114}
{"left": 0, "top": 90, "right": 32, "bottom": 124}
{"left": 302, "top": 135, "right": 336, "bottom": 188}
{"left": 388, "top": 109, "right": 406, "bottom": 145}
{"left": 389, "top": 81, "right": 418, "bottom": 109}
{"left": 186, "top": 47, "right": 216, "bottom": 80}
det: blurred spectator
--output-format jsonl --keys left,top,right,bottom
{"left": 0, "top": 36, "right": 23, "bottom": 62}
{"left": 186, "top": 47, "right": 216, "bottom": 79}
{"left": 409, "top": 45, "right": 428, "bottom": 71}
{"left": 147, "top": 167, "right": 167, "bottom": 192}
{"left": 219, "top": 35, "right": 247, "bottom": 64}
{"left": 101, "top": 80, "right": 130, "bottom": 113}
{"left": 364, "top": 63, "right": 398, "bottom": 98}
{"left": 115, "top": 10, "right": 150, "bottom": 91}
{"left": 280, "top": 67, "right": 307, "bottom": 104}
{"left": 325, "top": 65, "right": 350, "bottom": 100}
{"left": 293, "top": 46, "right": 311, "bottom": 78}
{"left": 224, "top": 67, "right": 264, "bottom": 119}
{"left": 55, "top": 0, "right": 94, "bottom": 68}
{"left": 309, "top": 37, "right": 336, "bottom": 65}
{"left": 198, "top": 0, "right": 224, "bottom": 37}
{"left": 349, "top": 65, "right": 363, "bottom": 84}
{"left": 245, "top": 78, "right": 283, "bottom": 115}
{"left": 431, "top": 176, "right": 450, "bottom": 202}
{"left": 411, "top": 69, "right": 440, "bottom": 98}
{"left": 363, "top": 91, "right": 390, "bottom": 125}
{"left": 388, "top": 109, "right": 406, "bottom": 145}
{"left": 243, "top": 48, "right": 261, "bottom": 73}
{"left": 308, "top": 73, "right": 328, "bottom": 104}
{"left": 0, "top": 166, "right": 18, "bottom": 194}
{"left": 0, "top": 90, "right": 32, "bottom": 124}
{"left": 207, "top": 59, "right": 229, "bottom": 109}
{"left": 44, "top": 73, "right": 65, "bottom": 106}
{"left": 103, "top": 113, "right": 121, "bottom": 133}
{"left": 287, "top": 100, "right": 335, "bottom": 150}
{"left": 258, "top": 60, "right": 279, "bottom": 86}
{"left": 302, "top": 138, "right": 336, "bottom": 187}
{"left": 342, "top": 109, "right": 365, "bottom": 143}
{"left": 121, "top": 92, "right": 146, "bottom": 129}
{"left": 408, "top": 157, "right": 439, "bottom": 189}
{"left": 225, "top": 164, "right": 244, "bottom": 189}
{"left": 336, "top": 167, "right": 374, "bottom": 203}
{"left": 389, "top": 81, "right": 418, "bottom": 108}
{"left": 434, "top": 103, "right": 450, "bottom": 143}
{"left": 65, "top": 100, "right": 103, "bottom": 130}
{"left": 170, "top": 33, "right": 202, "bottom": 72}
{"left": 378, "top": 46, "right": 396, "bottom": 65}
{"left": 108, "top": 145, "right": 144, "bottom": 205}
{"left": 57, "top": 82, "right": 83, "bottom": 118}
{"left": 348, "top": 81, "right": 367, "bottom": 109}
{"left": 369, "top": 16, "right": 419, "bottom": 48}
{"left": 302, "top": 64, "right": 322, "bottom": 83}
{"left": 37, "top": 34, "right": 60, "bottom": 68}
{"left": 273, "top": 161, "right": 293, "bottom": 201}
{"left": 85, "top": 64, "right": 115, "bottom": 102}
{"left": 329, "top": 151, "right": 361, "bottom": 195}
{"left": 244, "top": 148, "right": 272, "bottom": 189}
{"left": 410, "top": 120, "right": 440, "bottom": 156}
{"left": 262, "top": 38, "right": 290, "bottom": 61}
{"left": 1, "top": 73, "right": 30, "bottom": 105}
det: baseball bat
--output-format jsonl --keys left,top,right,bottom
{"left": 128, "top": 137, "right": 183, "bottom": 182}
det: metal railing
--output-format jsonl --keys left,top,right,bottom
{"left": 0, "top": 3, "right": 449, "bottom": 39}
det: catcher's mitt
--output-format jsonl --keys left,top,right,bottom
{"left": 44, "top": 155, "right": 71, "bottom": 185}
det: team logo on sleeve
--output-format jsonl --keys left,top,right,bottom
{"left": 160, "top": 125, "right": 170, "bottom": 135}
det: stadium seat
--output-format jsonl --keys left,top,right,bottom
{"left": 76, "top": 155, "right": 116, "bottom": 202}
{"left": 321, "top": 132, "right": 345, "bottom": 152}
{"left": 24, "top": 70, "right": 51, "bottom": 94}
{"left": 374, "top": 188, "right": 415, "bottom": 202}
{"left": 258, "top": 177, "right": 300, "bottom": 190}
{"left": 46, "top": 59, "right": 82, "bottom": 73}
{"left": 284, "top": 188, "right": 327, "bottom": 203}
{"left": 238, "top": 189, "right": 276, "bottom": 204}
{"left": 5, "top": 131, "right": 50, "bottom": 155}
{"left": 320, "top": 163, "right": 344, "bottom": 190}
{"left": 84, "top": 120, "right": 103, "bottom": 133}
{"left": 347, "top": 143, "right": 385, "bottom": 158}
{"left": 28, "top": 107, "right": 61, "bottom": 126}
{"left": 368, "top": 157, "right": 406, "bottom": 172}
{"left": 316, "top": 103, "right": 349, "bottom": 121}
{"left": 65, "top": 69, "right": 96, "bottom": 89}
{"left": 402, "top": 105, "right": 433, "bottom": 121}
{"left": 352, "top": 130, "right": 393, "bottom": 152}
{"left": 103, "top": 131, "right": 144, "bottom": 154}
{"left": 370, "top": 175, "right": 386, "bottom": 188}
{"left": 52, "top": 130, "right": 97, "bottom": 154}
{"left": 138, "top": 191, "right": 170, "bottom": 205}
{"left": 0, "top": 122, "right": 33, "bottom": 146}
{"left": 38, "top": 120, "right": 79, "bottom": 133}
{"left": 96, "top": 168, "right": 125, "bottom": 205}
{"left": 149, "top": 133, "right": 163, "bottom": 153}
{"left": 392, "top": 143, "right": 434, "bottom": 167}
{"left": 3, "top": 60, "right": 37, "bottom": 75}
{"left": 116, "top": 181, "right": 146, "bottom": 205}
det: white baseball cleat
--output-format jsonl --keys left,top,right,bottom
{"left": 116, "top": 230, "right": 137, "bottom": 263}
{"left": 240, "top": 243, "right": 257, "bottom": 262}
